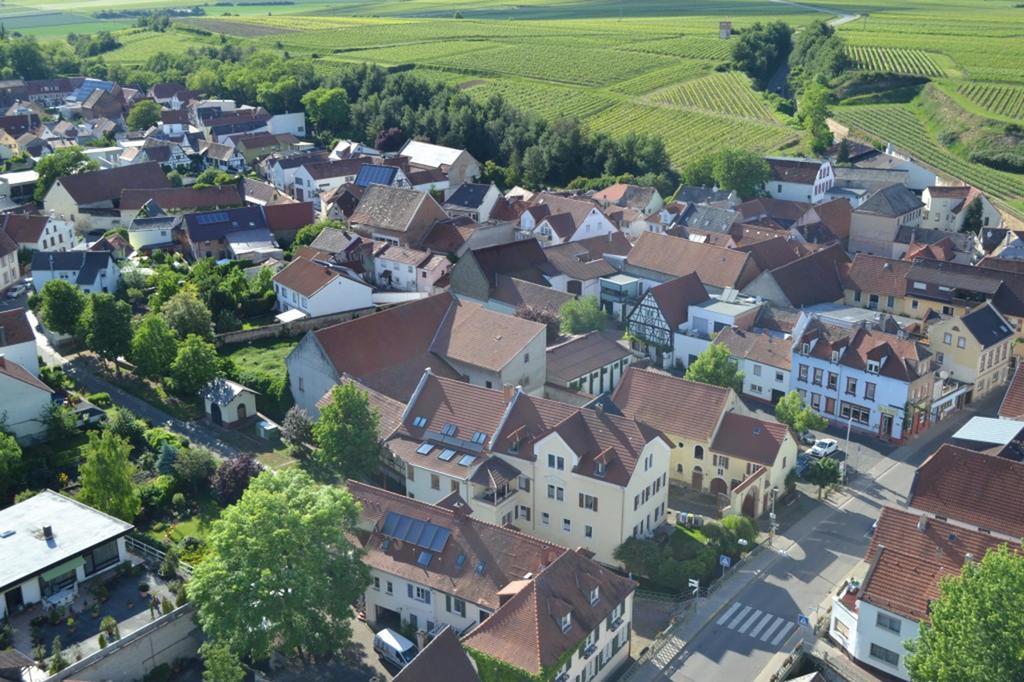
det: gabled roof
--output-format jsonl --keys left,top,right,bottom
{"left": 612, "top": 367, "right": 731, "bottom": 442}
{"left": 120, "top": 185, "right": 244, "bottom": 212}
{"left": 462, "top": 549, "right": 636, "bottom": 675}
{"left": 272, "top": 257, "right": 355, "bottom": 297}
{"left": 999, "top": 365, "right": 1024, "bottom": 420}
{"left": 715, "top": 327, "right": 791, "bottom": 371}
{"left": 546, "top": 331, "right": 631, "bottom": 386}
{"left": 856, "top": 184, "right": 924, "bottom": 218}
{"left": 531, "top": 192, "right": 601, "bottom": 228}
{"left": 394, "top": 626, "right": 479, "bottom": 682}
{"left": 350, "top": 185, "right": 444, "bottom": 235}
{"left": 764, "top": 243, "right": 849, "bottom": 307}
{"left": 53, "top": 162, "right": 169, "bottom": 205}
{"left": 353, "top": 163, "right": 398, "bottom": 188}
{"left": 30, "top": 250, "right": 115, "bottom": 285}
{"left": 643, "top": 272, "right": 709, "bottom": 330}
{"left": 491, "top": 275, "right": 573, "bottom": 313}
{"left": 798, "top": 320, "right": 929, "bottom": 382}
{"left": 462, "top": 239, "right": 555, "bottom": 288}
{"left": 678, "top": 204, "right": 737, "bottom": 234}
{"left": 309, "top": 227, "right": 361, "bottom": 254}
{"left": 0, "top": 213, "right": 48, "bottom": 243}
{"left": 960, "top": 302, "right": 1013, "bottom": 349}
{"left": 673, "top": 185, "right": 736, "bottom": 205}
{"left": 399, "top": 139, "right": 467, "bottom": 168}
{"left": 626, "top": 232, "right": 759, "bottom": 290}
{"left": 710, "top": 413, "right": 789, "bottom": 467}
{"left": 737, "top": 197, "right": 812, "bottom": 227}
{"left": 840, "top": 254, "right": 910, "bottom": 298}
{"left": 767, "top": 157, "right": 823, "bottom": 184}
{"left": 735, "top": 235, "right": 804, "bottom": 271}
{"left": 444, "top": 183, "right": 492, "bottom": 210}
{"left": 184, "top": 206, "right": 268, "bottom": 243}
{"left": 0, "top": 307, "right": 35, "bottom": 347}
{"left": 593, "top": 183, "right": 658, "bottom": 210}
{"left": 543, "top": 232, "right": 631, "bottom": 281}
{"left": 264, "top": 201, "right": 315, "bottom": 235}
{"left": 909, "top": 444, "right": 1024, "bottom": 538}
{"left": 0, "top": 355, "right": 49, "bottom": 393}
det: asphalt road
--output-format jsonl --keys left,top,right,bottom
{"left": 645, "top": 391, "right": 1002, "bottom": 682}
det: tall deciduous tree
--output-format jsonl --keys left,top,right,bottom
{"left": 0, "top": 433, "right": 22, "bottom": 504}
{"left": 200, "top": 641, "right": 245, "bottom": 682}
{"left": 131, "top": 314, "right": 179, "bottom": 379}
{"left": 210, "top": 454, "right": 261, "bottom": 505}
{"left": 170, "top": 334, "right": 222, "bottom": 396}
{"left": 162, "top": 289, "right": 214, "bottom": 340}
{"left": 712, "top": 149, "right": 770, "bottom": 199}
{"left": 300, "top": 87, "right": 350, "bottom": 142}
{"left": 78, "top": 430, "right": 141, "bottom": 522}
{"left": 804, "top": 456, "right": 840, "bottom": 499}
{"left": 126, "top": 99, "right": 162, "bottom": 131}
{"left": 188, "top": 468, "right": 369, "bottom": 663}
{"left": 684, "top": 342, "right": 744, "bottom": 392}
{"left": 799, "top": 80, "right": 834, "bottom": 155}
{"left": 33, "top": 146, "right": 98, "bottom": 202}
{"left": 172, "top": 446, "right": 219, "bottom": 496}
{"left": 906, "top": 545, "right": 1024, "bottom": 682}
{"left": 312, "top": 383, "right": 380, "bottom": 481}
{"left": 79, "top": 293, "right": 133, "bottom": 371}
{"left": 37, "top": 279, "right": 86, "bottom": 335}
{"left": 560, "top": 296, "right": 608, "bottom": 335}
{"left": 774, "top": 390, "right": 828, "bottom": 434}
{"left": 280, "top": 406, "right": 313, "bottom": 448}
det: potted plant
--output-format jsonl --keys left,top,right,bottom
{"left": 66, "top": 617, "right": 75, "bottom": 633}
{"left": 138, "top": 582, "right": 150, "bottom": 597}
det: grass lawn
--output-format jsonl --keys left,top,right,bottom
{"left": 676, "top": 525, "right": 709, "bottom": 545}
{"left": 219, "top": 338, "right": 296, "bottom": 383}
{"left": 257, "top": 449, "right": 299, "bottom": 470}
{"left": 142, "top": 492, "right": 222, "bottom": 563}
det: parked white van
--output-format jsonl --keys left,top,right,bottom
{"left": 373, "top": 628, "right": 417, "bottom": 669}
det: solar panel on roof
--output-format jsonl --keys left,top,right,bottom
{"left": 475, "top": 560, "right": 486, "bottom": 575}
{"left": 195, "top": 211, "right": 229, "bottom": 225}
{"left": 439, "top": 449, "right": 456, "bottom": 462}
{"left": 380, "top": 511, "right": 451, "bottom": 553}
{"left": 417, "top": 551, "right": 432, "bottom": 568}
{"left": 458, "top": 454, "right": 477, "bottom": 467}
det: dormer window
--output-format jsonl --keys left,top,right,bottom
{"left": 412, "top": 416, "right": 427, "bottom": 428}
{"left": 867, "top": 360, "right": 880, "bottom": 374}
{"left": 595, "top": 462, "right": 606, "bottom": 477}
{"left": 589, "top": 587, "right": 599, "bottom": 605}
{"left": 831, "top": 350, "right": 839, "bottom": 363}
{"left": 801, "top": 342, "right": 810, "bottom": 355}
{"left": 560, "top": 612, "right": 572, "bottom": 632}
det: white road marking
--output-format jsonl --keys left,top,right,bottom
{"left": 716, "top": 602, "right": 742, "bottom": 626}
{"left": 728, "top": 605, "right": 752, "bottom": 629}
{"left": 748, "top": 612, "right": 774, "bottom": 638}
{"left": 738, "top": 609, "right": 762, "bottom": 634}
{"left": 759, "top": 617, "right": 784, "bottom": 642}
{"left": 771, "top": 622, "right": 796, "bottom": 646}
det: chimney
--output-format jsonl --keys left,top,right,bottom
{"left": 917, "top": 515, "right": 927, "bottom": 532}
{"left": 415, "top": 629, "right": 429, "bottom": 651}
{"left": 502, "top": 383, "right": 514, "bottom": 402}
{"left": 595, "top": 402, "right": 604, "bottom": 418}
{"left": 43, "top": 525, "right": 53, "bottom": 540}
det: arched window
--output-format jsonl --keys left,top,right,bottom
{"left": 694, "top": 445, "right": 704, "bottom": 460}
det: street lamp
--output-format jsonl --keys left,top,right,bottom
{"left": 769, "top": 486, "right": 779, "bottom": 547}
{"left": 842, "top": 414, "right": 854, "bottom": 484}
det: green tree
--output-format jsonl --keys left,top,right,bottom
{"left": 188, "top": 468, "right": 369, "bottom": 664}
{"left": 200, "top": 641, "right": 245, "bottom": 682}
{"left": 78, "top": 430, "right": 141, "bottom": 522}
{"left": 712, "top": 149, "right": 770, "bottom": 199}
{"left": 774, "top": 390, "right": 828, "bottom": 434}
{"left": 836, "top": 138, "right": 851, "bottom": 163}
{"left": 799, "top": 80, "right": 834, "bottom": 155}
{"left": 731, "top": 21, "right": 794, "bottom": 89}
{"left": 290, "top": 219, "right": 343, "bottom": 254}
{"left": 38, "top": 279, "right": 85, "bottom": 335}
{"left": 79, "top": 294, "right": 133, "bottom": 372}
{"left": 961, "top": 197, "right": 984, "bottom": 234}
{"left": 300, "top": 87, "right": 350, "bottom": 142}
{"left": 126, "top": 99, "right": 162, "bottom": 130}
{"left": 680, "top": 153, "right": 716, "bottom": 188}
{"left": 48, "top": 636, "right": 68, "bottom": 674}
{"left": 804, "top": 456, "right": 840, "bottom": 499}
{"left": 905, "top": 545, "right": 1024, "bottom": 682}
{"left": 162, "top": 289, "right": 214, "bottom": 340}
{"left": 560, "top": 296, "right": 608, "bottom": 335}
{"left": 43, "top": 402, "right": 77, "bottom": 443}
{"left": 684, "top": 342, "right": 743, "bottom": 392}
{"left": 281, "top": 406, "right": 313, "bottom": 448}
{"left": 131, "top": 314, "right": 179, "bottom": 379}
{"left": 172, "top": 446, "right": 219, "bottom": 495}
{"left": 0, "top": 433, "right": 22, "bottom": 504}
{"left": 312, "top": 383, "right": 381, "bottom": 481}
{"left": 170, "top": 334, "right": 222, "bottom": 396}
{"left": 193, "top": 169, "right": 238, "bottom": 189}
{"left": 33, "top": 146, "right": 98, "bottom": 201}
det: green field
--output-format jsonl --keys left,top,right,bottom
{"left": 10, "top": 0, "right": 1024, "bottom": 208}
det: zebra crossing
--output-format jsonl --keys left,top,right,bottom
{"left": 714, "top": 601, "right": 797, "bottom": 647}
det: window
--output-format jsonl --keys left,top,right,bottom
{"left": 812, "top": 368, "right": 823, "bottom": 386}
{"left": 943, "top": 305, "right": 954, "bottom": 316}
{"left": 541, "top": 512, "right": 550, "bottom": 525}
{"left": 579, "top": 493, "right": 599, "bottom": 511}
{"left": 634, "top": 494, "right": 640, "bottom": 510}
{"left": 713, "top": 454, "right": 730, "bottom": 469}
{"left": 694, "top": 445, "right": 704, "bottom": 460}
{"left": 446, "top": 595, "right": 467, "bottom": 617}
{"left": 518, "top": 476, "right": 531, "bottom": 492}
{"left": 430, "top": 474, "right": 440, "bottom": 490}
{"left": 84, "top": 540, "right": 119, "bottom": 575}
{"left": 548, "top": 454, "right": 565, "bottom": 470}
{"left": 911, "top": 299, "right": 919, "bottom": 309}
{"left": 372, "top": 576, "right": 380, "bottom": 590}
{"left": 810, "top": 393, "right": 821, "bottom": 410}
{"left": 676, "top": 463, "right": 683, "bottom": 473}
{"left": 827, "top": 372, "right": 838, "bottom": 390}
{"left": 386, "top": 581, "right": 393, "bottom": 594}
{"left": 833, "top": 618, "right": 849, "bottom": 638}
{"left": 562, "top": 518, "right": 571, "bottom": 532}
{"left": 864, "top": 382, "right": 876, "bottom": 401}
{"left": 298, "top": 377, "right": 305, "bottom": 392}
{"left": 776, "top": 371, "right": 785, "bottom": 382}
{"left": 846, "top": 377, "right": 857, "bottom": 395}
{"left": 943, "top": 332, "right": 952, "bottom": 345}
{"left": 518, "top": 505, "right": 531, "bottom": 521}
{"left": 798, "top": 364, "right": 809, "bottom": 382}
{"left": 876, "top": 612, "right": 901, "bottom": 634}
{"left": 589, "top": 587, "right": 600, "bottom": 605}
{"left": 854, "top": 291, "right": 862, "bottom": 302}
{"left": 560, "top": 613, "right": 572, "bottom": 632}
{"left": 547, "top": 485, "right": 564, "bottom": 501}
{"left": 585, "top": 525, "right": 593, "bottom": 538}
{"left": 406, "top": 464, "right": 415, "bottom": 481}
{"left": 753, "top": 365, "right": 762, "bottom": 377}
{"left": 866, "top": 360, "right": 880, "bottom": 374}
{"left": 825, "top": 397, "right": 836, "bottom": 415}
{"left": 886, "top": 295, "right": 895, "bottom": 308}
{"left": 524, "top": 353, "right": 530, "bottom": 363}
{"left": 869, "top": 643, "right": 900, "bottom": 667}
{"left": 412, "top": 585, "right": 431, "bottom": 603}
{"left": 957, "top": 336, "right": 966, "bottom": 349}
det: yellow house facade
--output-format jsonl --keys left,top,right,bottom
{"left": 926, "top": 303, "right": 1015, "bottom": 400}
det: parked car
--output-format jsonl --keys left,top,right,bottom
{"left": 808, "top": 438, "right": 838, "bottom": 458}
{"left": 795, "top": 453, "right": 812, "bottom": 477}
{"left": 373, "top": 628, "right": 417, "bottom": 670}
{"left": 798, "top": 431, "right": 816, "bottom": 446}
{"left": 5, "top": 283, "right": 26, "bottom": 299}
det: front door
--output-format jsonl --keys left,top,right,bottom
{"left": 880, "top": 413, "right": 893, "bottom": 438}
{"left": 691, "top": 468, "right": 703, "bottom": 490}
{"left": 742, "top": 492, "right": 756, "bottom": 517}
{"left": 211, "top": 403, "right": 223, "bottom": 426}
{"left": 4, "top": 586, "right": 24, "bottom": 614}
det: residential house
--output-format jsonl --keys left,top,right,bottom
{"left": 418, "top": 216, "right": 516, "bottom": 260}
{"left": 30, "top": 250, "right": 120, "bottom": 295}
{"left": 263, "top": 150, "right": 331, "bottom": 192}
{"left": 791, "top": 314, "right": 935, "bottom": 440}
{"left": 544, "top": 232, "right": 632, "bottom": 298}
{"left": 119, "top": 184, "right": 245, "bottom": 224}
{"left": 672, "top": 185, "right": 738, "bottom": 208}
{"left": 449, "top": 239, "right": 556, "bottom": 303}
{"left": 0, "top": 490, "right": 133, "bottom": 619}
{"left": 353, "top": 163, "right": 408, "bottom": 191}
{"left": 389, "top": 370, "right": 671, "bottom": 564}
{"left": 0, "top": 307, "right": 39, "bottom": 376}
{"left": 853, "top": 146, "right": 938, "bottom": 191}
{"left": 244, "top": 177, "right": 300, "bottom": 208}
{"left": 672, "top": 290, "right": 765, "bottom": 370}
{"left": 1, "top": 213, "right": 77, "bottom": 252}
{"left": 81, "top": 86, "right": 125, "bottom": 121}
{"left": 399, "top": 140, "right": 480, "bottom": 187}
{"left": 764, "top": 157, "right": 834, "bottom": 204}
{"left": 349, "top": 185, "right": 448, "bottom": 247}
{"left": 231, "top": 132, "right": 299, "bottom": 164}
{"left": 840, "top": 254, "right": 913, "bottom": 316}
{"left": 271, "top": 256, "right": 373, "bottom": 318}
{"left": 742, "top": 243, "right": 850, "bottom": 308}
{"left": 593, "top": 182, "right": 663, "bottom": 215}
{"left": 546, "top": 331, "right": 633, "bottom": 399}
{"left": 374, "top": 243, "right": 450, "bottom": 294}
{"left": 148, "top": 82, "right": 186, "bottom": 105}
{"left": 263, "top": 201, "right": 315, "bottom": 244}
{"left": 848, "top": 185, "right": 924, "bottom": 256}
{"left": 613, "top": 368, "right": 796, "bottom": 517}
{"left": 127, "top": 212, "right": 180, "bottom": 250}
{"left": 893, "top": 227, "right": 975, "bottom": 265}
{"left": 626, "top": 273, "right": 709, "bottom": 369}
{"left": 42, "top": 162, "right": 170, "bottom": 233}
{"left": 922, "top": 185, "right": 1002, "bottom": 232}
{"left": 442, "top": 183, "right": 502, "bottom": 222}
{"left": 182, "top": 206, "right": 278, "bottom": 262}
{"left": 201, "top": 142, "right": 246, "bottom": 173}
{"left": 0, "top": 230, "right": 18, "bottom": 294}
{"left": 999, "top": 365, "right": 1024, "bottom": 420}
{"left": 715, "top": 326, "right": 792, "bottom": 403}
{"left": 320, "top": 183, "right": 364, "bottom": 221}
{"left": 0, "top": 354, "right": 51, "bottom": 443}
{"left": 119, "top": 139, "right": 190, "bottom": 170}
{"left": 393, "top": 626, "right": 480, "bottom": 682}
{"left": 0, "top": 169, "right": 40, "bottom": 205}
{"left": 285, "top": 292, "right": 547, "bottom": 411}
{"left": 926, "top": 302, "right": 1014, "bottom": 401}
{"left": 518, "top": 193, "right": 617, "bottom": 245}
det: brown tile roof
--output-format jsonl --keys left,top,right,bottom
{"left": 491, "top": 275, "right": 574, "bottom": 313}
{"left": 926, "top": 185, "right": 973, "bottom": 199}
{"left": 394, "top": 626, "right": 480, "bottom": 682}
{"left": 419, "top": 217, "right": 478, "bottom": 254}
{"left": 56, "top": 162, "right": 170, "bottom": 205}
{"left": 263, "top": 202, "right": 314, "bottom": 234}
{"left": 465, "top": 239, "right": 555, "bottom": 288}
{"left": 546, "top": 331, "right": 631, "bottom": 385}
{"left": 0, "top": 229, "right": 17, "bottom": 258}
{"left": 0, "top": 356, "right": 50, "bottom": 393}
{"left": 645, "top": 273, "right": 709, "bottom": 330}
{"left": 430, "top": 299, "right": 546, "bottom": 372}
{"left": 710, "top": 413, "right": 789, "bottom": 467}
{"left": 612, "top": 367, "right": 731, "bottom": 442}
{"left": 736, "top": 197, "right": 812, "bottom": 225}
{"left": 767, "top": 158, "right": 823, "bottom": 184}
{"left": 120, "top": 185, "right": 244, "bottom": 212}
{"left": 765, "top": 243, "right": 849, "bottom": 307}
{"left": 375, "top": 243, "right": 432, "bottom": 267}
{"left": 272, "top": 257, "right": 351, "bottom": 297}
{"left": 462, "top": 549, "right": 636, "bottom": 675}
{"left": 350, "top": 185, "right": 445, "bottom": 237}
{"left": 0, "top": 307, "right": 35, "bottom": 347}
{"left": 814, "top": 198, "right": 852, "bottom": 239}
{"left": 753, "top": 304, "right": 800, "bottom": 334}
{"left": 734, "top": 235, "right": 803, "bottom": 271}
{"left": 627, "top": 232, "right": 760, "bottom": 289}
{"left": 1, "top": 213, "right": 47, "bottom": 243}
{"left": 909, "top": 444, "right": 1024, "bottom": 538}
{"left": 715, "top": 327, "right": 791, "bottom": 371}
{"left": 999, "top": 365, "right": 1024, "bottom": 419}
{"left": 859, "top": 506, "right": 1008, "bottom": 621}
{"left": 347, "top": 481, "right": 564, "bottom": 612}
{"left": 841, "top": 254, "right": 911, "bottom": 296}
{"left": 543, "top": 232, "right": 631, "bottom": 281}
{"left": 798, "top": 322, "right": 929, "bottom": 382}
{"left": 532, "top": 192, "right": 602, "bottom": 227}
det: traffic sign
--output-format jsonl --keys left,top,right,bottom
{"left": 719, "top": 554, "right": 731, "bottom": 568}
{"left": 798, "top": 615, "right": 810, "bottom": 627}
{"left": 688, "top": 578, "right": 699, "bottom": 590}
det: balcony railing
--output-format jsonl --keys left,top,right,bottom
{"left": 473, "top": 487, "right": 517, "bottom": 506}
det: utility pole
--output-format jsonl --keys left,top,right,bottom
{"left": 769, "top": 486, "right": 778, "bottom": 547}
{"left": 842, "top": 415, "right": 853, "bottom": 484}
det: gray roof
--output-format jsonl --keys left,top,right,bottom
{"left": 678, "top": 205, "right": 737, "bottom": 233}
{"left": 546, "top": 331, "right": 631, "bottom": 385}
{"left": 856, "top": 184, "right": 923, "bottom": 218}
{"left": 673, "top": 185, "right": 735, "bottom": 205}
{"left": 350, "top": 185, "right": 429, "bottom": 233}
{"left": 0, "top": 490, "right": 133, "bottom": 592}
{"left": 952, "top": 416, "right": 1024, "bottom": 446}
{"left": 184, "top": 206, "right": 267, "bottom": 242}
{"left": 444, "top": 183, "right": 492, "bottom": 209}
{"left": 309, "top": 227, "right": 360, "bottom": 253}
{"left": 202, "top": 377, "right": 257, "bottom": 405}
{"left": 30, "top": 250, "right": 114, "bottom": 285}
{"left": 961, "top": 303, "right": 1013, "bottom": 349}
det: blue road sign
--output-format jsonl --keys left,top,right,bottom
{"left": 719, "top": 554, "right": 731, "bottom": 568}
{"left": 798, "top": 615, "right": 810, "bottom": 627}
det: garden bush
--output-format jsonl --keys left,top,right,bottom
{"left": 86, "top": 392, "right": 111, "bottom": 408}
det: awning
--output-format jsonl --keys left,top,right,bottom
{"left": 41, "top": 557, "right": 84, "bottom": 582}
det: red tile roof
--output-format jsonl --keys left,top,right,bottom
{"left": 271, "top": 257, "right": 347, "bottom": 297}
{"left": 910, "top": 444, "right": 1024, "bottom": 538}
{"left": 999, "top": 365, "right": 1024, "bottom": 419}
{"left": 263, "top": 201, "right": 314, "bottom": 234}
{"left": 715, "top": 327, "right": 791, "bottom": 370}
{"left": 612, "top": 367, "right": 731, "bottom": 442}
{"left": 0, "top": 356, "right": 50, "bottom": 393}
{"left": 1, "top": 213, "right": 47, "bottom": 243}
{"left": 710, "top": 413, "right": 790, "bottom": 467}
{"left": 627, "top": 232, "right": 760, "bottom": 290}
{"left": 840, "top": 254, "right": 911, "bottom": 297}
{"left": 0, "top": 308, "right": 35, "bottom": 347}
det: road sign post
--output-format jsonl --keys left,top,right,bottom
{"left": 719, "top": 553, "right": 731, "bottom": 578}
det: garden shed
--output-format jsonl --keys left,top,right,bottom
{"left": 202, "top": 378, "right": 258, "bottom": 427}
